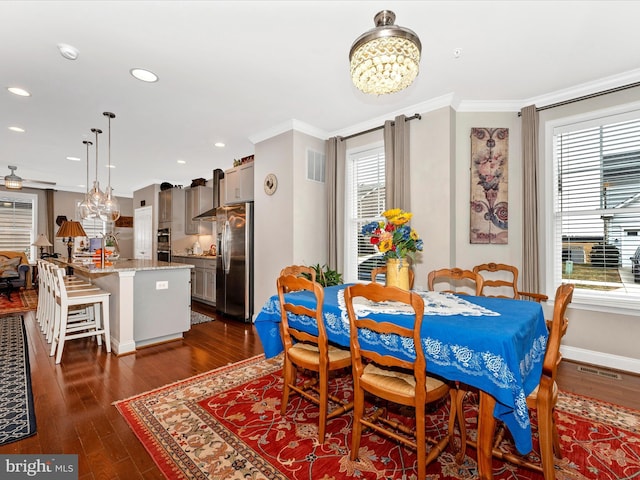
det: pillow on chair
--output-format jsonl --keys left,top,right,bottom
{"left": 0, "top": 257, "right": 21, "bottom": 278}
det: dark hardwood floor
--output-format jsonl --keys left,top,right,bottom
{"left": 1, "top": 299, "right": 638, "bottom": 479}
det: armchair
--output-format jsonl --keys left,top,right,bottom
{"left": 0, "top": 252, "right": 31, "bottom": 300}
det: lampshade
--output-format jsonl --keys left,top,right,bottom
{"left": 349, "top": 10, "right": 421, "bottom": 95}
{"left": 56, "top": 220, "right": 87, "bottom": 238}
{"left": 4, "top": 165, "right": 23, "bottom": 190}
{"left": 32, "top": 234, "right": 53, "bottom": 247}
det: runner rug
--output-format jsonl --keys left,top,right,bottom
{"left": 0, "top": 316, "right": 37, "bottom": 445}
{"left": 0, "top": 289, "right": 38, "bottom": 317}
{"left": 114, "top": 354, "right": 640, "bottom": 479}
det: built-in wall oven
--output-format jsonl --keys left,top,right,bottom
{"left": 157, "top": 228, "right": 171, "bottom": 262}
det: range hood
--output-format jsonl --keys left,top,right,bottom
{"left": 194, "top": 169, "right": 224, "bottom": 221}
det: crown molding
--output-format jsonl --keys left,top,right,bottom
{"left": 249, "top": 69, "right": 640, "bottom": 144}
{"left": 249, "top": 119, "right": 328, "bottom": 145}
{"left": 524, "top": 68, "right": 640, "bottom": 109}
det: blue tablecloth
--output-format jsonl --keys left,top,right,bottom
{"left": 254, "top": 284, "right": 548, "bottom": 454}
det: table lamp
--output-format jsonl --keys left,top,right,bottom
{"left": 32, "top": 234, "right": 53, "bottom": 259}
{"left": 56, "top": 220, "right": 87, "bottom": 262}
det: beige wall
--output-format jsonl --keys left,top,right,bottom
{"left": 254, "top": 131, "right": 295, "bottom": 312}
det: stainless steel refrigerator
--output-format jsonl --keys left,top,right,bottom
{"left": 215, "top": 202, "right": 253, "bottom": 322}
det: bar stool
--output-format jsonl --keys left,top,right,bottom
{"left": 49, "top": 267, "right": 111, "bottom": 364}
{"left": 40, "top": 262, "right": 99, "bottom": 343}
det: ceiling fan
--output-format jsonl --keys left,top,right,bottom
{"left": 1, "top": 165, "right": 56, "bottom": 190}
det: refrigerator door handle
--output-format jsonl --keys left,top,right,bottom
{"left": 223, "top": 220, "right": 232, "bottom": 274}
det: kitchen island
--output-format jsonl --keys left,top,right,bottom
{"left": 57, "top": 258, "right": 193, "bottom": 354}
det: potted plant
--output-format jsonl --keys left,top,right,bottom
{"left": 306, "top": 263, "right": 343, "bottom": 287}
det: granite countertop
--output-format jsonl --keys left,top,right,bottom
{"left": 58, "top": 258, "right": 194, "bottom": 274}
{"left": 172, "top": 254, "right": 217, "bottom": 259}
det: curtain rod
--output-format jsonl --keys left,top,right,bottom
{"left": 518, "top": 81, "right": 640, "bottom": 117}
{"left": 340, "top": 113, "right": 422, "bottom": 141}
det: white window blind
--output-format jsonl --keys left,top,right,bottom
{"left": 554, "top": 114, "right": 640, "bottom": 304}
{"left": 0, "top": 192, "right": 36, "bottom": 259}
{"left": 346, "top": 145, "right": 385, "bottom": 282}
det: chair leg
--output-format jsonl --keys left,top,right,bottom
{"left": 350, "top": 386, "right": 364, "bottom": 461}
{"left": 55, "top": 304, "right": 69, "bottom": 364}
{"left": 537, "top": 398, "right": 556, "bottom": 480}
{"left": 49, "top": 302, "right": 61, "bottom": 357}
{"left": 101, "top": 299, "right": 111, "bottom": 353}
{"left": 415, "top": 404, "right": 426, "bottom": 480}
{"left": 552, "top": 412, "right": 562, "bottom": 459}
{"left": 318, "top": 368, "right": 328, "bottom": 443}
{"left": 455, "top": 387, "right": 468, "bottom": 463}
{"left": 280, "top": 357, "right": 295, "bottom": 415}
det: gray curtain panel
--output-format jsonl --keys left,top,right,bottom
{"left": 521, "top": 105, "right": 540, "bottom": 293}
{"left": 384, "top": 115, "right": 411, "bottom": 211}
{"left": 326, "top": 136, "right": 345, "bottom": 271}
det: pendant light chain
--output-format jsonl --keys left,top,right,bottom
{"left": 100, "top": 111, "right": 121, "bottom": 222}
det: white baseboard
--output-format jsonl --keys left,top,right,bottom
{"left": 561, "top": 345, "right": 640, "bottom": 374}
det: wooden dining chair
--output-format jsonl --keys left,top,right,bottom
{"left": 473, "top": 262, "right": 548, "bottom": 302}
{"left": 427, "top": 268, "right": 484, "bottom": 295}
{"left": 279, "top": 264, "right": 316, "bottom": 283}
{"left": 459, "top": 283, "right": 574, "bottom": 480}
{"left": 370, "top": 265, "right": 416, "bottom": 289}
{"left": 344, "top": 282, "right": 461, "bottom": 478}
{"left": 276, "top": 272, "right": 352, "bottom": 443}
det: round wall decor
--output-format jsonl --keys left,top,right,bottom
{"left": 264, "top": 173, "right": 278, "bottom": 195}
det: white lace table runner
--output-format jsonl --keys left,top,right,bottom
{"left": 349, "top": 290, "right": 500, "bottom": 317}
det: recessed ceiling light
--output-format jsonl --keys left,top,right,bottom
{"left": 214, "top": 142, "right": 225, "bottom": 148}
{"left": 177, "top": 160, "right": 186, "bottom": 164}
{"left": 57, "top": 43, "right": 79, "bottom": 60}
{"left": 8, "top": 126, "right": 25, "bottom": 133}
{"left": 106, "top": 165, "right": 116, "bottom": 169}
{"left": 66, "top": 156, "right": 81, "bottom": 162}
{"left": 7, "top": 87, "right": 31, "bottom": 97}
{"left": 130, "top": 68, "right": 158, "bottom": 83}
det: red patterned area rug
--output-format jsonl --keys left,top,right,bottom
{"left": 114, "top": 354, "right": 640, "bottom": 480}
{"left": 0, "top": 289, "right": 37, "bottom": 317}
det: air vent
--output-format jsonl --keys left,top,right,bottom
{"left": 307, "top": 149, "right": 326, "bottom": 183}
{"left": 576, "top": 365, "right": 622, "bottom": 380}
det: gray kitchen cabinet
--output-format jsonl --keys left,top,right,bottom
{"left": 224, "top": 163, "right": 254, "bottom": 204}
{"left": 185, "top": 185, "right": 214, "bottom": 235}
{"left": 158, "top": 187, "right": 186, "bottom": 231}
{"left": 172, "top": 255, "right": 215, "bottom": 305}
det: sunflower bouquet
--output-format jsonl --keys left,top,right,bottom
{"left": 361, "top": 209, "right": 423, "bottom": 261}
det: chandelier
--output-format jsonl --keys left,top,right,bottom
{"left": 349, "top": 10, "right": 421, "bottom": 95}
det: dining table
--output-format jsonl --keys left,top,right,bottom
{"left": 254, "top": 284, "right": 548, "bottom": 480}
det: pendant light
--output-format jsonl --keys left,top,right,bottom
{"left": 87, "top": 127, "right": 104, "bottom": 213}
{"left": 98, "top": 111, "right": 121, "bottom": 222}
{"left": 79, "top": 139, "right": 94, "bottom": 220}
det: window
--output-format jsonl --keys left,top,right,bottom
{"left": 345, "top": 144, "right": 385, "bottom": 282}
{"left": 0, "top": 192, "right": 37, "bottom": 259}
{"left": 551, "top": 107, "right": 640, "bottom": 309}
